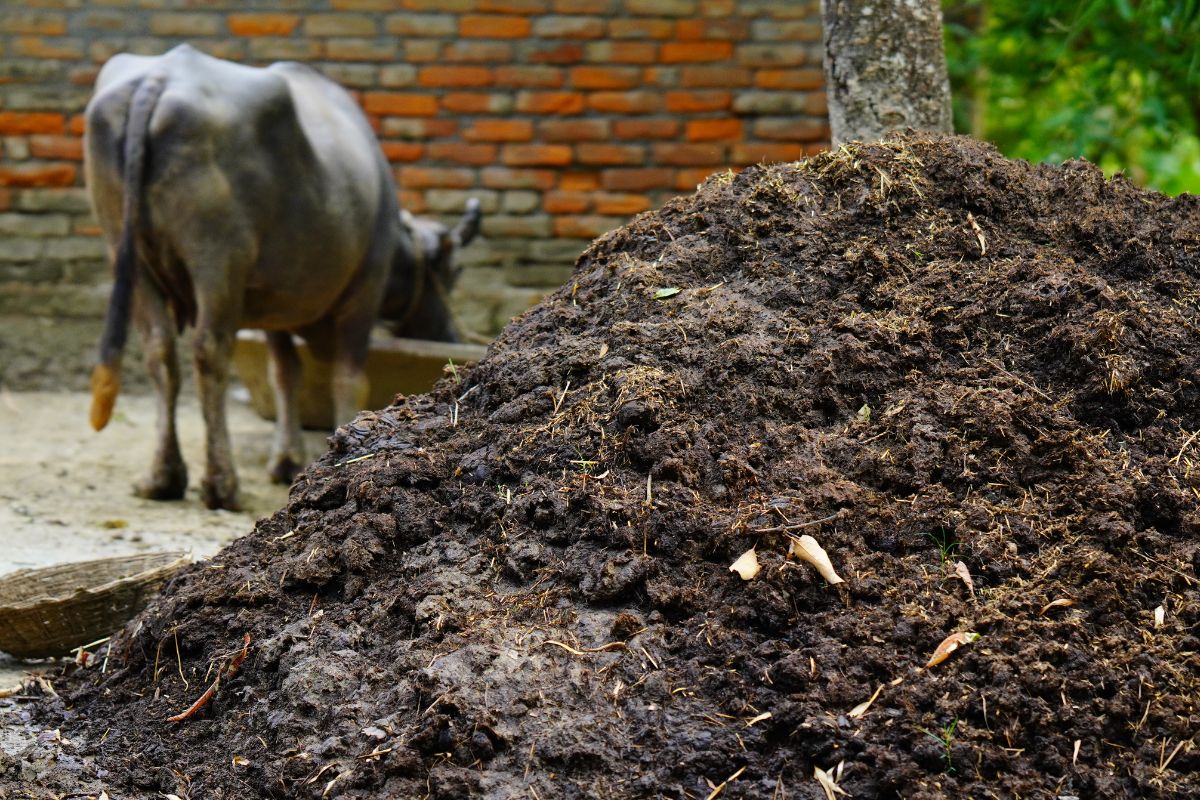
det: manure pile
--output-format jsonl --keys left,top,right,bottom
{"left": 5, "top": 132, "right": 1200, "bottom": 799}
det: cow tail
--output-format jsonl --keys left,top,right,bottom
{"left": 90, "top": 73, "right": 166, "bottom": 432}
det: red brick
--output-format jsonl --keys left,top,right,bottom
{"left": 553, "top": 0, "right": 613, "bottom": 11}
{"left": 324, "top": 39, "right": 398, "bottom": 61}
{"left": 661, "top": 41, "right": 733, "bottom": 63}
{"left": 539, "top": 119, "right": 610, "bottom": 141}
{"left": 69, "top": 66, "right": 101, "bottom": 87}
{"left": 686, "top": 118, "right": 741, "bottom": 142}
{"left": 68, "top": 115, "right": 86, "bottom": 136}
{"left": 440, "top": 93, "right": 513, "bottom": 113}
{"left": 363, "top": 92, "right": 438, "bottom": 116}
{"left": 443, "top": 41, "right": 513, "bottom": 62}
{"left": 481, "top": 167, "right": 558, "bottom": 190}
{"left": 479, "top": 0, "right": 549, "bottom": 12}
{"left": 675, "top": 167, "right": 727, "bottom": 191}
{"left": 0, "top": 12, "right": 67, "bottom": 35}
{"left": 503, "top": 144, "right": 573, "bottom": 166}
{"left": 380, "top": 141, "right": 426, "bottom": 162}
{"left": 528, "top": 42, "right": 585, "bottom": 64}
{"left": 0, "top": 164, "right": 77, "bottom": 188}
{"left": 464, "top": 120, "right": 535, "bottom": 142}
{"left": 333, "top": 0, "right": 400, "bottom": 7}
{"left": 699, "top": 0, "right": 735, "bottom": 14}
{"left": 570, "top": 66, "right": 640, "bottom": 89}
{"left": 756, "top": 68, "right": 825, "bottom": 91}
{"left": 399, "top": 166, "right": 476, "bottom": 189}
{"left": 516, "top": 92, "right": 585, "bottom": 114}
{"left": 403, "top": 0, "right": 478, "bottom": 8}
{"left": 560, "top": 171, "right": 600, "bottom": 191}
{"left": 495, "top": 65, "right": 564, "bottom": 88}
{"left": 228, "top": 13, "right": 300, "bottom": 36}
{"left": 29, "top": 135, "right": 83, "bottom": 160}
{"left": 732, "top": 143, "right": 808, "bottom": 165}
{"left": 576, "top": 143, "right": 644, "bottom": 165}
{"left": 382, "top": 118, "right": 459, "bottom": 139}
{"left": 583, "top": 41, "right": 657, "bottom": 64}
{"left": 403, "top": 40, "right": 443, "bottom": 63}
{"left": 675, "top": 18, "right": 748, "bottom": 40}
{"left": 652, "top": 142, "right": 724, "bottom": 166}
{"left": 0, "top": 112, "right": 64, "bottom": 135}
{"left": 0, "top": 189, "right": 10, "bottom": 211}
{"left": 666, "top": 90, "right": 730, "bottom": 113}
{"left": 555, "top": 215, "right": 622, "bottom": 238}
{"left": 418, "top": 66, "right": 494, "bottom": 88}
{"left": 12, "top": 36, "right": 82, "bottom": 60}
{"left": 613, "top": 118, "right": 679, "bottom": 139}
{"left": 532, "top": 16, "right": 604, "bottom": 38}
{"left": 587, "top": 92, "right": 662, "bottom": 114}
{"left": 737, "top": 44, "right": 810, "bottom": 68}
{"left": 398, "top": 189, "right": 427, "bottom": 213}
{"left": 755, "top": 118, "right": 831, "bottom": 142}
{"left": 460, "top": 15, "right": 531, "bottom": 38}
{"left": 680, "top": 66, "right": 752, "bottom": 88}
{"left": 609, "top": 18, "right": 673, "bottom": 38}
{"left": 427, "top": 142, "right": 500, "bottom": 166}
{"left": 601, "top": 168, "right": 672, "bottom": 191}
{"left": 306, "top": 14, "right": 376, "bottom": 36}
{"left": 544, "top": 190, "right": 591, "bottom": 214}
{"left": 594, "top": 192, "right": 651, "bottom": 215}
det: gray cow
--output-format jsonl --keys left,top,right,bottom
{"left": 85, "top": 45, "right": 467, "bottom": 510}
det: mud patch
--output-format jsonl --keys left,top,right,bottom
{"left": 5, "top": 133, "right": 1200, "bottom": 798}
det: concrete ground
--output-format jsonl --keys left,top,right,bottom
{"left": 0, "top": 389, "right": 326, "bottom": 689}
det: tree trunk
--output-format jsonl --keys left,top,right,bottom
{"left": 821, "top": 0, "right": 954, "bottom": 146}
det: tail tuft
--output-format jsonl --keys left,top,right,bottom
{"left": 90, "top": 363, "right": 120, "bottom": 431}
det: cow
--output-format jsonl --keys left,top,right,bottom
{"left": 84, "top": 44, "right": 470, "bottom": 511}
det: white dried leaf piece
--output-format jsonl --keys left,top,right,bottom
{"left": 789, "top": 534, "right": 845, "bottom": 585}
{"left": 729, "top": 547, "right": 760, "bottom": 580}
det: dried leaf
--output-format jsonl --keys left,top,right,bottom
{"left": 925, "top": 631, "right": 980, "bottom": 668}
{"left": 598, "top": 342, "right": 609, "bottom": 358}
{"left": 814, "top": 764, "right": 850, "bottom": 799}
{"left": 729, "top": 547, "right": 760, "bottom": 581}
{"left": 232, "top": 755, "right": 250, "bottom": 767}
{"left": 788, "top": 534, "right": 844, "bottom": 585}
{"left": 857, "top": 403, "right": 871, "bottom": 422}
{"left": 1039, "top": 598, "right": 1075, "bottom": 615}
{"left": 848, "top": 684, "right": 884, "bottom": 719}
{"left": 952, "top": 560, "right": 974, "bottom": 597}
{"left": 1154, "top": 605, "right": 1165, "bottom": 628}
{"left": 653, "top": 287, "right": 681, "bottom": 299}
{"left": 745, "top": 711, "right": 772, "bottom": 726}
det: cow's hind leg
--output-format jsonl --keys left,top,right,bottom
{"left": 192, "top": 312, "right": 241, "bottom": 511}
{"left": 331, "top": 318, "right": 373, "bottom": 429}
{"left": 132, "top": 287, "right": 187, "bottom": 500}
{"left": 265, "top": 331, "right": 305, "bottom": 484}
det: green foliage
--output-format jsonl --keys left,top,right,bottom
{"left": 945, "top": 0, "right": 1200, "bottom": 194}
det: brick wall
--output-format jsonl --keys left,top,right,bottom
{"left": 0, "top": 0, "right": 828, "bottom": 385}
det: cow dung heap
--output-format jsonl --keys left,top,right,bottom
{"left": 6, "top": 132, "right": 1200, "bottom": 799}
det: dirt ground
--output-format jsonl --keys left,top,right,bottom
{"left": 0, "top": 389, "right": 325, "bottom": 690}
{"left": 5, "top": 133, "right": 1200, "bottom": 799}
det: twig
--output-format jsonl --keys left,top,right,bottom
{"left": 542, "top": 640, "right": 628, "bottom": 656}
{"left": 167, "top": 633, "right": 251, "bottom": 723}
{"left": 754, "top": 510, "right": 844, "bottom": 533}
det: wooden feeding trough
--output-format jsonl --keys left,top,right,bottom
{"left": 0, "top": 552, "right": 191, "bottom": 659}
{"left": 232, "top": 331, "right": 489, "bottom": 430}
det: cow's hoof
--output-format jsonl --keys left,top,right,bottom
{"left": 201, "top": 478, "right": 242, "bottom": 512}
{"left": 268, "top": 455, "right": 303, "bottom": 485}
{"left": 133, "top": 466, "right": 188, "bottom": 501}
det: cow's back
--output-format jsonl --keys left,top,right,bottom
{"left": 84, "top": 45, "right": 396, "bottom": 332}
